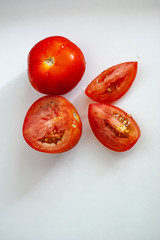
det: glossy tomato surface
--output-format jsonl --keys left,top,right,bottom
{"left": 23, "top": 96, "right": 82, "bottom": 153}
{"left": 88, "top": 103, "right": 140, "bottom": 152}
{"left": 28, "top": 36, "right": 86, "bottom": 95}
{"left": 85, "top": 62, "right": 137, "bottom": 103}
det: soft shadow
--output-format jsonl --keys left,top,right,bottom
{"left": 0, "top": 72, "right": 140, "bottom": 208}
{"left": 0, "top": 72, "right": 72, "bottom": 205}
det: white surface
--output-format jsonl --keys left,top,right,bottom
{"left": 0, "top": 0, "right": 160, "bottom": 239}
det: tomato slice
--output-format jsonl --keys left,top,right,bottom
{"left": 23, "top": 96, "right": 82, "bottom": 153}
{"left": 88, "top": 103, "right": 140, "bottom": 152}
{"left": 85, "top": 62, "right": 138, "bottom": 103}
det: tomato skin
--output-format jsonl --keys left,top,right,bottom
{"left": 28, "top": 36, "right": 86, "bottom": 95}
{"left": 88, "top": 103, "right": 140, "bottom": 152}
{"left": 85, "top": 62, "right": 137, "bottom": 103}
{"left": 23, "top": 96, "right": 82, "bottom": 153}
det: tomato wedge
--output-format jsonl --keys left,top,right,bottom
{"left": 23, "top": 96, "right": 82, "bottom": 153}
{"left": 88, "top": 103, "right": 140, "bottom": 152}
{"left": 85, "top": 62, "right": 138, "bottom": 103}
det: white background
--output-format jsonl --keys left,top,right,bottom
{"left": 0, "top": 0, "right": 160, "bottom": 239}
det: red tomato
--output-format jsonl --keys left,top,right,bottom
{"left": 88, "top": 103, "right": 140, "bottom": 152}
{"left": 23, "top": 96, "right": 82, "bottom": 153}
{"left": 85, "top": 62, "right": 137, "bottom": 103}
{"left": 28, "top": 36, "right": 86, "bottom": 95}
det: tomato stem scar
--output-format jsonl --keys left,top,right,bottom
{"left": 44, "top": 57, "right": 55, "bottom": 66}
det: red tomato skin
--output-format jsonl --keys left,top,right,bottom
{"left": 88, "top": 103, "right": 141, "bottom": 152}
{"left": 28, "top": 36, "right": 86, "bottom": 95}
{"left": 23, "top": 95, "right": 82, "bottom": 153}
{"left": 85, "top": 62, "right": 138, "bottom": 103}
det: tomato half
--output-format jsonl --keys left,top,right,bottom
{"left": 28, "top": 36, "right": 86, "bottom": 95}
{"left": 23, "top": 96, "right": 82, "bottom": 153}
{"left": 85, "top": 62, "right": 137, "bottom": 103}
{"left": 88, "top": 103, "right": 140, "bottom": 152}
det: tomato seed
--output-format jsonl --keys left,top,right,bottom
{"left": 107, "top": 87, "right": 112, "bottom": 92}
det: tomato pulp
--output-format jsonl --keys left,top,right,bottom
{"left": 23, "top": 96, "right": 82, "bottom": 153}
{"left": 28, "top": 36, "right": 86, "bottom": 95}
{"left": 85, "top": 62, "right": 137, "bottom": 103}
{"left": 88, "top": 103, "right": 140, "bottom": 152}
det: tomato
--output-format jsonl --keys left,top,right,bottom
{"left": 28, "top": 36, "right": 86, "bottom": 95}
{"left": 85, "top": 62, "right": 137, "bottom": 103}
{"left": 88, "top": 103, "right": 140, "bottom": 152}
{"left": 22, "top": 96, "right": 82, "bottom": 153}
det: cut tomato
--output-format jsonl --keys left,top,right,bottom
{"left": 88, "top": 103, "right": 140, "bottom": 152}
{"left": 23, "top": 96, "right": 82, "bottom": 153}
{"left": 85, "top": 62, "right": 138, "bottom": 103}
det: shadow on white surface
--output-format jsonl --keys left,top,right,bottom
{"left": 0, "top": 71, "right": 137, "bottom": 213}
{"left": 0, "top": 73, "right": 72, "bottom": 208}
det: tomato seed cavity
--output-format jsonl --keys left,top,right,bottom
{"left": 39, "top": 128, "right": 65, "bottom": 144}
{"left": 103, "top": 113, "right": 131, "bottom": 138}
{"left": 104, "top": 120, "right": 128, "bottom": 138}
{"left": 114, "top": 113, "right": 130, "bottom": 127}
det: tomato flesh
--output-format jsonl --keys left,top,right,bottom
{"left": 88, "top": 103, "right": 140, "bottom": 152}
{"left": 85, "top": 62, "right": 137, "bottom": 103}
{"left": 23, "top": 96, "right": 82, "bottom": 153}
{"left": 28, "top": 36, "right": 86, "bottom": 95}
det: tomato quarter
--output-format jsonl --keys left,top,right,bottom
{"left": 88, "top": 103, "right": 140, "bottom": 152}
{"left": 28, "top": 36, "right": 86, "bottom": 95}
{"left": 85, "top": 62, "right": 137, "bottom": 103}
{"left": 23, "top": 96, "right": 82, "bottom": 153}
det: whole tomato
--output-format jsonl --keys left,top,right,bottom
{"left": 28, "top": 36, "right": 86, "bottom": 95}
